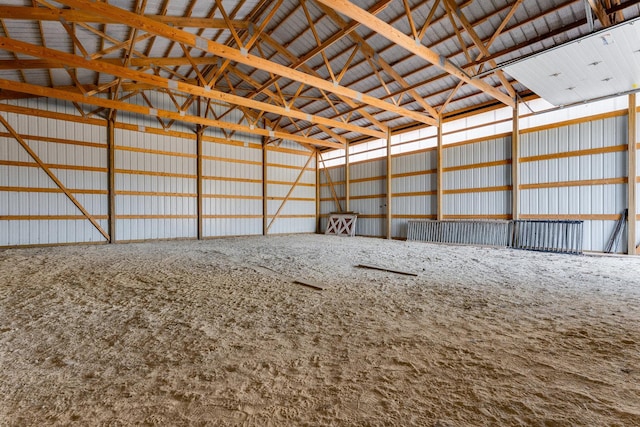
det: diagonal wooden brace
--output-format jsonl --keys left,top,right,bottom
{"left": 0, "top": 114, "right": 110, "bottom": 241}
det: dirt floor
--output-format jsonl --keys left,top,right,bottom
{"left": 1, "top": 234, "right": 639, "bottom": 426}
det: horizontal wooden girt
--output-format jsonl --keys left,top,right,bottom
{"left": 53, "top": 0, "right": 438, "bottom": 128}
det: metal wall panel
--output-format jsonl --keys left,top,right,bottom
{"left": 520, "top": 115, "right": 627, "bottom": 252}
{"left": 443, "top": 137, "right": 512, "bottom": 218}
{"left": 266, "top": 144, "right": 316, "bottom": 234}
{"left": 636, "top": 110, "right": 640, "bottom": 249}
{"left": 0, "top": 107, "right": 108, "bottom": 246}
{"left": 114, "top": 128, "right": 197, "bottom": 241}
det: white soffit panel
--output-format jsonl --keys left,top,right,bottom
{"left": 503, "top": 18, "right": 640, "bottom": 106}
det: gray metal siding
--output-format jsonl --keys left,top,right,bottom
{"left": 266, "top": 143, "right": 316, "bottom": 234}
{"left": 443, "top": 136, "right": 512, "bottom": 218}
{"left": 391, "top": 149, "right": 437, "bottom": 238}
{"left": 114, "top": 128, "right": 197, "bottom": 241}
{"left": 520, "top": 115, "right": 628, "bottom": 252}
{"left": 0, "top": 109, "right": 108, "bottom": 246}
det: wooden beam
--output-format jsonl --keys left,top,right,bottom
{"left": 0, "top": 78, "right": 339, "bottom": 149}
{"left": 345, "top": 141, "right": 350, "bottom": 212}
{"left": 53, "top": 0, "right": 436, "bottom": 127}
{"left": 196, "top": 124, "right": 204, "bottom": 240}
{"left": 0, "top": 114, "right": 110, "bottom": 241}
{"left": 107, "top": 118, "right": 116, "bottom": 243}
{"left": 0, "top": 36, "right": 368, "bottom": 143}
{"left": 315, "top": 150, "right": 320, "bottom": 233}
{"left": 315, "top": 0, "right": 514, "bottom": 108}
{"left": 314, "top": 2, "right": 439, "bottom": 120}
{"left": 437, "top": 117, "right": 444, "bottom": 220}
{"left": 587, "top": 0, "right": 612, "bottom": 27}
{"left": 262, "top": 139, "right": 268, "bottom": 236}
{"left": 0, "top": 6, "right": 248, "bottom": 28}
{"left": 386, "top": 128, "right": 392, "bottom": 239}
{"left": 512, "top": 99, "right": 520, "bottom": 220}
{"left": 266, "top": 151, "right": 316, "bottom": 233}
{"left": 629, "top": 92, "right": 637, "bottom": 255}
{"left": 443, "top": 0, "right": 516, "bottom": 98}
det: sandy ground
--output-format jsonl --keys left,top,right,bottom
{"left": 0, "top": 234, "right": 639, "bottom": 426}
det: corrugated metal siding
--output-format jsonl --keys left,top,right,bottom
{"left": 391, "top": 149, "right": 437, "bottom": 238}
{"left": 202, "top": 131, "right": 262, "bottom": 237}
{"left": 520, "top": 115, "right": 628, "bottom": 252}
{"left": 319, "top": 164, "right": 345, "bottom": 233}
{"left": 443, "top": 136, "right": 512, "bottom": 218}
{"left": 114, "top": 128, "right": 196, "bottom": 241}
{"left": 0, "top": 109, "right": 108, "bottom": 246}
{"left": 266, "top": 142, "right": 316, "bottom": 234}
{"left": 350, "top": 158, "right": 386, "bottom": 237}
{"left": 636, "top": 109, "right": 640, "bottom": 250}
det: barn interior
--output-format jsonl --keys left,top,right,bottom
{"left": 1, "top": 0, "right": 640, "bottom": 425}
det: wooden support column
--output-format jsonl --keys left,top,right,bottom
{"left": 262, "top": 139, "right": 268, "bottom": 236}
{"left": 437, "top": 117, "right": 444, "bottom": 221}
{"left": 386, "top": 128, "right": 392, "bottom": 239}
{"left": 512, "top": 99, "right": 520, "bottom": 220}
{"left": 315, "top": 149, "right": 320, "bottom": 233}
{"left": 629, "top": 93, "right": 637, "bottom": 255}
{"left": 345, "top": 141, "right": 350, "bottom": 212}
{"left": 107, "top": 118, "right": 116, "bottom": 243}
{"left": 196, "top": 125, "right": 204, "bottom": 240}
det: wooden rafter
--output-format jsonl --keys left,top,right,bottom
{"left": 0, "top": 6, "right": 249, "bottom": 29}
{"left": 315, "top": 0, "right": 513, "bottom": 108}
{"left": 443, "top": 0, "right": 516, "bottom": 98}
{"left": 52, "top": 0, "right": 435, "bottom": 125}
{"left": 315, "top": 2, "right": 440, "bottom": 120}
{"left": 0, "top": 36, "right": 382, "bottom": 141}
{"left": 0, "top": 78, "right": 343, "bottom": 149}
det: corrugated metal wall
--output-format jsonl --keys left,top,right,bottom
{"left": 318, "top": 162, "right": 345, "bottom": 233}
{"left": 391, "top": 148, "right": 437, "bottom": 238}
{"left": 350, "top": 158, "right": 387, "bottom": 237}
{"left": 520, "top": 114, "right": 628, "bottom": 252}
{"left": 1, "top": 97, "right": 319, "bottom": 246}
{"left": 266, "top": 141, "right": 316, "bottom": 234}
{"left": 0, "top": 106, "right": 108, "bottom": 246}
{"left": 442, "top": 136, "right": 512, "bottom": 220}
{"left": 202, "top": 130, "right": 263, "bottom": 237}
{"left": 114, "top": 128, "right": 197, "bottom": 241}
{"left": 636, "top": 108, "right": 640, "bottom": 251}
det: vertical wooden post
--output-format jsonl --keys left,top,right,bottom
{"left": 107, "top": 118, "right": 116, "bottom": 243}
{"left": 512, "top": 98, "right": 520, "bottom": 221}
{"left": 629, "top": 93, "right": 637, "bottom": 255}
{"left": 196, "top": 125, "right": 204, "bottom": 240}
{"left": 437, "top": 116, "right": 444, "bottom": 221}
{"left": 386, "top": 128, "right": 392, "bottom": 239}
{"left": 345, "top": 141, "right": 350, "bottom": 212}
{"left": 262, "top": 138, "right": 268, "bottom": 236}
{"left": 315, "top": 149, "right": 320, "bottom": 233}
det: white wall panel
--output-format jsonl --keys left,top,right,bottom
{"left": 265, "top": 144, "right": 316, "bottom": 235}
{"left": 114, "top": 128, "right": 196, "bottom": 241}
{"left": 442, "top": 136, "right": 512, "bottom": 218}
{"left": 0, "top": 105, "right": 108, "bottom": 246}
{"left": 520, "top": 115, "right": 627, "bottom": 252}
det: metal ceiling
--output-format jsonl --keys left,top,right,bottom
{"left": 0, "top": 0, "right": 639, "bottom": 150}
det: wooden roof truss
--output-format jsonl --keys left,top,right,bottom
{"left": 0, "top": 0, "right": 639, "bottom": 149}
